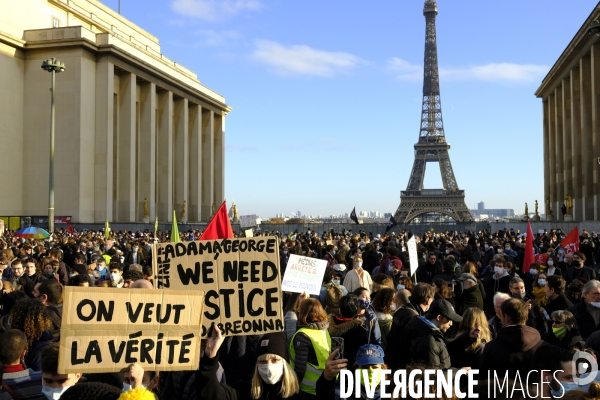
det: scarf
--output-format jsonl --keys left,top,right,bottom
{"left": 532, "top": 286, "right": 547, "bottom": 308}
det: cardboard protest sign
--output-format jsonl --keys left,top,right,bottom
{"left": 245, "top": 229, "right": 254, "bottom": 237}
{"left": 281, "top": 255, "right": 328, "bottom": 296}
{"left": 152, "top": 237, "right": 283, "bottom": 338}
{"left": 58, "top": 287, "right": 204, "bottom": 374}
{"left": 407, "top": 236, "right": 418, "bottom": 277}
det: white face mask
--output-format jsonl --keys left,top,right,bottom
{"left": 538, "top": 278, "right": 547, "bottom": 286}
{"left": 333, "top": 280, "right": 340, "bottom": 285}
{"left": 547, "top": 261, "right": 554, "bottom": 266}
{"left": 110, "top": 273, "right": 120, "bottom": 281}
{"left": 484, "top": 244, "right": 490, "bottom": 250}
{"left": 494, "top": 266, "right": 503, "bottom": 274}
{"left": 355, "top": 262, "right": 363, "bottom": 268}
{"left": 69, "top": 273, "right": 75, "bottom": 278}
{"left": 590, "top": 302, "right": 600, "bottom": 308}
{"left": 397, "top": 284, "right": 405, "bottom": 291}
{"left": 122, "top": 383, "right": 131, "bottom": 392}
{"left": 42, "top": 385, "right": 71, "bottom": 400}
{"left": 258, "top": 363, "right": 284, "bottom": 385}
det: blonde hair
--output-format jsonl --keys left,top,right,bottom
{"left": 251, "top": 354, "right": 299, "bottom": 399}
{"left": 458, "top": 307, "right": 491, "bottom": 352}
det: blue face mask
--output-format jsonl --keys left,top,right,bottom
{"left": 358, "top": 299, "right": 370, "bottom": 309}
{"left": 333, "top": 280, "right": 340, "bottom": 285}
{"left": 397, "top": 284, "right": 405, "bottom": 291}
{"left": 42, "top": 385, "right": 71, "bottom": 400}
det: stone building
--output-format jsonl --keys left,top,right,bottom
{"left": 0, "top": 0, "right": 230, "bottom": 224}
{"left": 535, "top": 2, "right": 600, "bottom": 221}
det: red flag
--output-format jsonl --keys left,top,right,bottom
{"left": 200, "top": 201, "right": 234, "bottom": 241}
{"left": 522, "top": 221, "right": 535, "bottom": 273}
{"left": 66, "top": 224, "right": 74, "bottom": 234}
{"left": 534, "top": 253, "right": 549, "bottom": 267}
{"left": 560, "top": 227, "right": 580, "bottom": 254}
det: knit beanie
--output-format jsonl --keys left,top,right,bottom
{"left": 256, "top": 332, "right": 289, "bottom": 362}
{"left": 61, "top": 382, "right": 121, "bottom": 400}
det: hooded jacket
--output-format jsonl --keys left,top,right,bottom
{"left": 480, "top": 325, "right": 544, "bottom": 378}
{"left": 455, "top": 284, "right": 484, "bottom": 315}
{"left": 483, "top": 271, "right": 511, "bottom": 317}
{"left": 567, "top": 301, "right": 600, "bottom": 341}
{"left": 405, "top": 316, "right": 452, "bottom": 369}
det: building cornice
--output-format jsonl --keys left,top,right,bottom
{"left": 535, "top": 2, "right": 600, "bottom": 99}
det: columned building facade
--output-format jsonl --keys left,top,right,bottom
{"left": 0, "top": 0, "right": 230, "bottom": 223}
{"left": 536, "top": 2, "right": 600, "bottom": 221}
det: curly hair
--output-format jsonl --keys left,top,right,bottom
{"left": 8, "top": 298, "right": 51, "bottom": 350}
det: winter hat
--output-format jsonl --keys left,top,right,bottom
{"left": 61, "top": 382, "right": 121, "bottom": 400}
{"left": 256, "top": 332, "right": 289, "bottom": 362}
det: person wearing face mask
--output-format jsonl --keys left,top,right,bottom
{"left": 480, "top": 299, "right": 544, "bottom": 380}
{"left": 531, "top": 345, "right": 579, "bottom": 399}
{"left": 542, "top": 275, "right": 574, "bottom": 331}
{"left": 455, "top": 273, "right": 484, "bottom": 315}
{"left": 544, "top": 310, "right": 584, "bottom": 351}
{"left": 565, "top": 253, "right": 596, "bottom": 285}
{"left": 546, "top": 255, "right": 563, "bottom": 278}
{"left": 530, "top": 270, "right": 548, "bottom": 307}
{"left": 198, "top": 327, "right": 300, "bottom": 400}
{"left": 92, "top": 256, "right": 108, "bottom": 283}
{"left": 319, "top": 268, "right": 348, "bottom": 307}
{"left": 567, "top": 280, "right": 600, "bottom": 340}
{"left": 353, "top": 288, "right": 382, "bottom": 347}
{"left": 0, "top": 329, "right": 45, "bottom": 400}
{"left": 480, "top": 240, "right": 496, "bottom": 275}
{"left": 40, "top": 343, "right": 82, "bottom": 400}
{"left": 124, "top": 242, "right": 148, "bottom": 271}
{"left": 483, "top": 257, "right": 512, "bottom": 318}
{"left": 374, "top": 247, "right": 405, "bottom": 281}
{"left": 508, "top": 277, "right": 546, "bottom": 336}
{"left": 342, "top": 257, "right": 372, "bottom": 293}
{"left": 385, "top": 283, "right": 435, "bottom": 370}
{"left": 100, "top": 263, "right": 124, "bottom": 288}
{"left": 323, "top": 245, "right": 336, "bottom": 268}
{"left": 32, "top": 280, "right": 63, "bottom": 343}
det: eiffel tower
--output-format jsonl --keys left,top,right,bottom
{"left": 393, "top": 0, "right": 473, "bottom": 224}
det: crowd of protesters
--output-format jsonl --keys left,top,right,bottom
{"left": 1, "top": 226, "right": 600, "bottom": 399}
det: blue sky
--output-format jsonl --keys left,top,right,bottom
{"left": 102, "top": 0, "right": 597, "bottom": 218}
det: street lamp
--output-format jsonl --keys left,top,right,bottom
{"left": 41, "top": 58, "right": 66, "bottom": 234}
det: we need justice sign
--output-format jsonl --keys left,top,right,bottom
{"left": 152, "top": 237, "right": 284, "bottom": 338}
{"left": 58, "top": 287, "right": 204, "bottom": 373}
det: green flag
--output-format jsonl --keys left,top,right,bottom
{"left": 105, "top": 220, "right": 110, "bottom": 239}
{"left": 171, "top": 210, "right": 180, "bottom": 243}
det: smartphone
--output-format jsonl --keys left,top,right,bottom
{"left": 331, "top": 337, "right": 344, "bottom": 360}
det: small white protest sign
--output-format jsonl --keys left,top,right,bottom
{"left": 281, "top": 255, "right": 328, "bottom": 296}
{"left": 407, "top": 236, "right": 418, "bottom": 277}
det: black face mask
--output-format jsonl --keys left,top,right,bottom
{"left": 573, "top": 261, "right": 581, "bottom": 268}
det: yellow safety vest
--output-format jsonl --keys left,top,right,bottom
{"left": 290, "top": 327, "right": 331, "bottom": 395}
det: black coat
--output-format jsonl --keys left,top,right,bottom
{"left": 544, "top": 294, "right": 573, "bottom": 332}
{"left": 480, "top": 325, "right": 544, "bottom": 379}
{"left": 567, "top": 301, "right": 600, "bottom": 340}
{"left": 455, "top": 284, "right": 484, "bottom": 315}
{"left": 385, "top": 302, "right": 422, "bottom": 370}
{"left": 565, "top": 266, "right": 596, "bottom": 285}
{"left": 544, "top": 327, "right": 584, "bottom": 350}
{"left": 406, "top": 316, "right": 453, "bottom": 369}
{"left": 416, "top": 262, "right": 442, "bottom": 284}
{"left": 362, "top": 251, "right": 380, "bottom": 274}
{"left": 483, "top": 274, "right": 511, "bottom": 317}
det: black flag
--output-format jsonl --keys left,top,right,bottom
{"left": 385, "top": 216, "right": 398, "bottom": 233}
{"left": 350, "top": 207, "right": 359, "bottom": 224}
